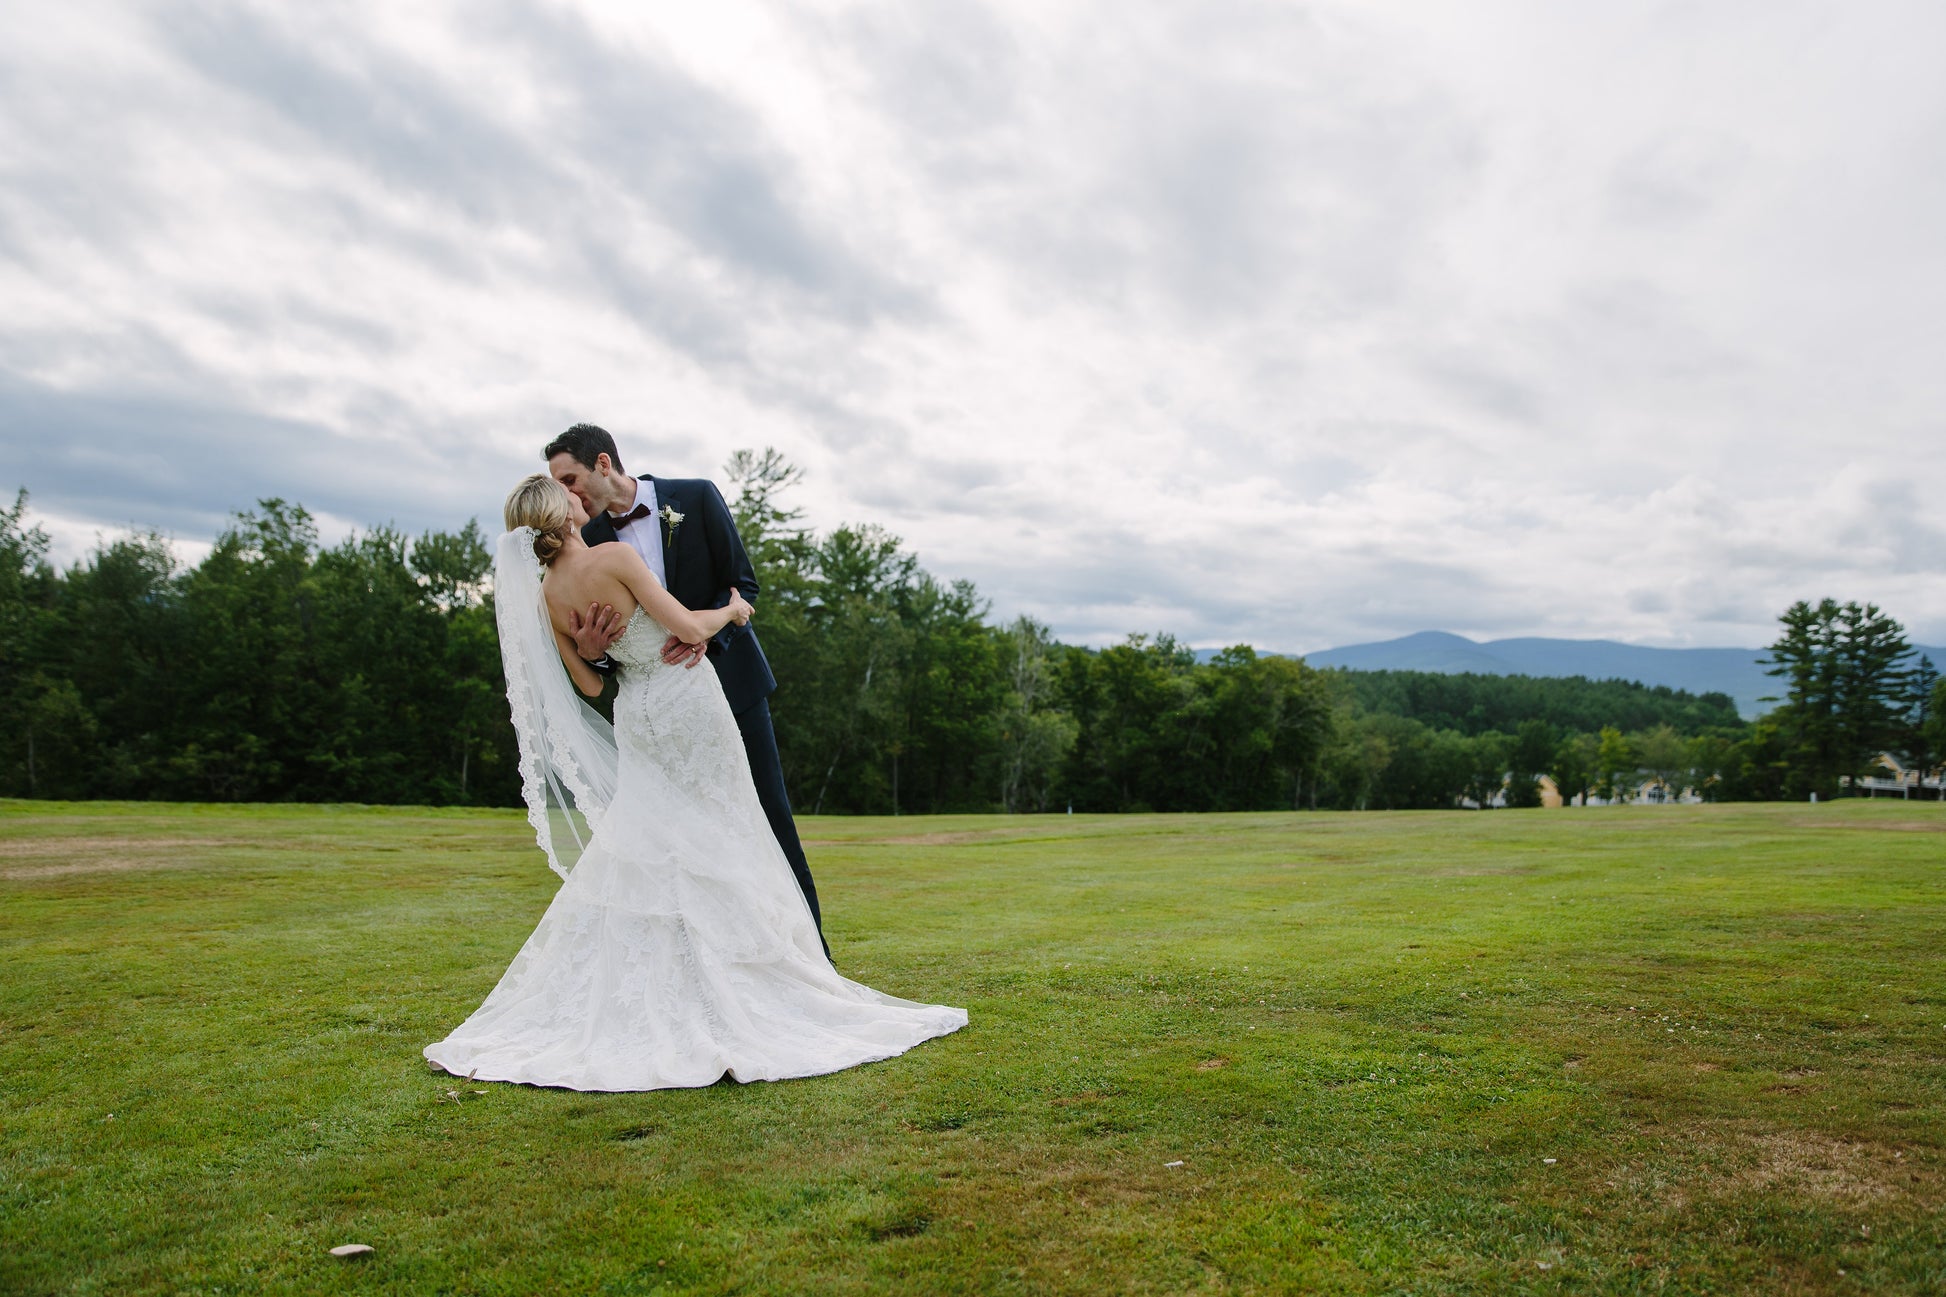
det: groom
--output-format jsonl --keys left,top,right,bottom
{"left": 543, "top": 423, "right": 829, "bottom": 961}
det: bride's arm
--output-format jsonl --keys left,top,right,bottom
{"left": 604, "top": 545, "right": 750, "bottom": 645}
{"left": 553, "top": 629, "right": 607, "bottom": 698}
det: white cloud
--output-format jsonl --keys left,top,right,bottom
{"left": 3, "top": 0, "right": 1943, "bottom": 646}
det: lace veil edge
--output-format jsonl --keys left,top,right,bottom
{"left": 493, "top": 527, "right": 620, "bottom": 879}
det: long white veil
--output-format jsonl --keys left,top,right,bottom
{"left": 493, "top": 527, "right": 619, "bottom": 879}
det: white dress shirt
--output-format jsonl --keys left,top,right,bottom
{"left": 607, "top": 477, "right": 668, "bottom": 586}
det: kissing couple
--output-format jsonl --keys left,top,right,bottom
{"left": 424, "top": 424, "right": 965, "bottom": 1091}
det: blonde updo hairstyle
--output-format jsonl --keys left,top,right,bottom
{"left": 504, "top": 474, "right": 575, "bottom": 565}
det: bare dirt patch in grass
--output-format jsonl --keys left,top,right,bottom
{"left": 1817, "top": 818, "right": 1946, "bottom": 833}
{"left": 1735, "top": 1131, "right": 1900, "bottom": 1203}
{"left": 0, "top": 837, "right": 243, "bottom": 880}
{"left": 803, "top": 830, "right": 1025, "bottom": 847}
{"left": 1047, "top": 1091, "right": 1110, "bottom": 1109}
{"left": 1544, "top": 1124, "right": 1926, "bottom": 1224}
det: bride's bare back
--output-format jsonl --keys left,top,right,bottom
{"left": 542, "top": 543, "right": 644, "bottom": 636}
{"left": 538, "top": 536, "right": 751, "bottom": 698}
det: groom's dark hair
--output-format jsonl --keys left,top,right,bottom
{"left": 544, "top": 423, "right": 625, "bottom": 475}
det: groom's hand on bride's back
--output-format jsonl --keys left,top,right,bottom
{"left": 569, "top": 603, "right": 624, "bottom": 663}
{"left": 661, "top": 635, "right": 708, "bottom": 669}
{"left": 659, "top": 592, "right": 748, "bottom": 668}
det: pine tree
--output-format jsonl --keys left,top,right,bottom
{"left": 1763, "top": 598, "right": 1914, "bottom": 796}
{"left": 1899, "top": 655, "right": 1940, "bottom": 790}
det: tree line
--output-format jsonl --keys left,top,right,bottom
{"left": 3, "top": 461, "right": 1939, "bottom": 811}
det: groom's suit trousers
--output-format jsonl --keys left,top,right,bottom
{"left": 735, "top": 696, "right": 829, "bottom": 962}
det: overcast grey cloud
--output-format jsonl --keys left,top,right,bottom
{"left": 3, "top": 0, "right": 1941, "bottom": 648}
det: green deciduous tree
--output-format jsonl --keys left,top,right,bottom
{"left": 1549, "top": 732, "right": 1599, "bottom": 807}
{"left": 1709, "top": 721, "right": 1790, "bottom": 802}
{"left": 1317, "top": 713, "right": 1468, "bottom": 811}
{"left": 782, "top": 525, "right": 915, "bottom": 815}
{"left": 996, "top": 616, "right": 1078, "bottom": 813}
{"left": 410, "top": 519, "right": 490, "bottom": 611}
{"left": 1461, "top": 732, "right": 1511, "bottom": 809}
{"left": 1686, "top": 732, "right": 1741, "bottom": 802}
{"left": 1317, "top": 708, "right": 1394, "bottom": 812}
{"left": 1634, "top": 723, "right": 1688, "bottom": 802}
{"left": 1505, "top": 718, "right": 1554, "bottom": 808}
{"left": 1204, "top": 649, "right": 1337, "bottom": 811}
{"left": 1595, "top": 726, "right": 1635, "bottom": 803}
{"left": 0, "top": 490, "right": 55, "bottom": 795}
{"left": 1057, "top": 634, "right": 1196, "bottom": 812}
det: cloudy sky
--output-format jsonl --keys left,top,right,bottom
{"left": 4, "top": 0, "right": 1943, "bottom": 651}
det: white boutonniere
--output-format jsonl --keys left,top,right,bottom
{"left": 659, "top": 504, "right": 684, "bottom": 547}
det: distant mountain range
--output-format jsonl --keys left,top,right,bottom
{"left": 1214, "top": 631, "right": 1945, "bottom": 719}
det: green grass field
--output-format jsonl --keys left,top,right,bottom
{"left": 2, "top": 800, "right": 1942, "bottom": 1295}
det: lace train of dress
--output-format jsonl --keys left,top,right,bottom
{"left": 424, "top": 607, "right": 966, "bottom": 1091}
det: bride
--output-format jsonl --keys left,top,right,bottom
{"left": 424, "top": 474, "right": 966, "bottom": 1091}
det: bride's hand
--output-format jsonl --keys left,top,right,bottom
{"left": 727, "top": 591, "right": 754, "bottom": 626}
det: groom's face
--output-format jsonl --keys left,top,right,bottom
{"left": 549, "top": 451, "right": 621, "bottom": 515}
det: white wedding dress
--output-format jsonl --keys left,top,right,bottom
{"left": 424, "top": 599, "right": 967, "bottom": 1092}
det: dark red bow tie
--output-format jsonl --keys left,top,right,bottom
{"left": 611, "top": 503, "right": 652, "bottom": 529}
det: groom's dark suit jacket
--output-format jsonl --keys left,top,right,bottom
{"left": 580, "top": 474, "right": 777, "bottom": 717}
